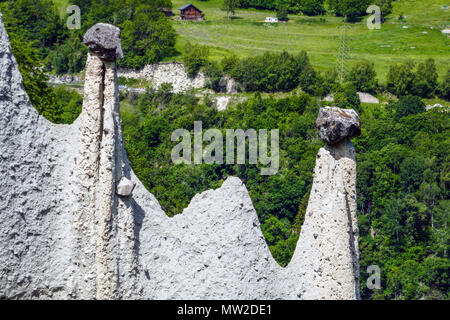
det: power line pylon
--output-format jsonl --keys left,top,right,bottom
{"left": 336, "top": 23, "right": 350, "bottom": 84}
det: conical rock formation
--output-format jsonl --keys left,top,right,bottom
{"left": 0, "top": 15, "right": 360, "bottom": 299}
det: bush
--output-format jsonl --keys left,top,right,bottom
{"left": 298, "top": 64, "right": 317, "bottom": 94}
{"left": 49, "top": 33, "right": 87, "bottom": 74}
{"left": 203, "top": 61, "right": 224, "bottom": 92}
{"left": 412, "top": 59, "right": 438, "bottom": 98}
{"left": 387, "top": 61, "right": 416, "bottom": 97}
{"left": 221, "top": 54, "right": 239, "bottom": 74}
{"left": 439, "top": 69, "right": 450, "bottom": 100}
{"left": 387, "top": 59, "right": 441, "bottom": 98}
{"left": 276, "top": 3, "right": 289, "bottom": 21}
{"left": 120, "top": 7, "right": 176, "bottom": 69}
{"left": 53, "top": 85, "right": 83, "bottom": 124}
{"left": 333, "top": 82, "right": 361, "bottom": 113}
{"left": 312, "top": 69, "right": 337, "bottom": 97}
{"left": 300, "top": 0, "right": 325, "bottom": 16}
{"left": 334, "top": 0, "right": 371, "bottom": 21}
{"left": 390, "top": 95, "right": 426, "bottom": 120}
{"left": 348, "top": 61, "right": 378, "bottom": 93}
{"left": 375, "top": 0, "right": 393, "bottom": 21}
{"left": 229, "top": 51, "right": 313, "bottom": 92}
{"left": 183, "top": 42, "right": 210, "bottom": 78}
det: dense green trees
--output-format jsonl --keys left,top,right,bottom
{"left": 439, "top": 69, "right": 450, "bottom": 100}
{"left": 0, "top": 0, "right": 65, "bottom": 57}
{"left": 120, "top": 88, "right": 322, "bottom": 267}
{"left": 414, "top": 59, "right": 439, "bottom": 98}
{"left": 347, "top": 60, "right": 377, "bottom": 93}
{"left": 374, "top": 0, "right": 393, "bottom": 20}
{"left": 183, "top": 42, "right": 210, "bottom": 78}
{"left": 389, "top": 95, "right": 426, "bottom": 121}
{"left": 222, "top": 0, "right": 240, "bottom": 19}
{"left": 10, "top": 35, "right": 82, "bottom": 123}
{"left": 121, "top": 6, "right": 176, "bottom": 69}
{"left": 223, "top": 51, "right": 315, "bottom": 92}
{"left": 387, "top": 59, "right": 440, "bottom": 98}
{"left": 71, "top": 0, "right": 177, "bottom": 70}
{"left": 300, "top": 0, "right": 325, "bottom": 16}
{"left": 3, "top": 0, "right": 448, "bottom": 299}
{"left": 1, "top": 0, "right": 177, "bottom": 73}
{"left": 9, "top": 36, "right": 60, "bottom": 122}
{"left": 333, "top": 82, "right": 361, "bottom": 112}
{"left": 48, "top": 33, "right": 87, "bottom": 74}
{"left": 239, "top": 0, "right": 325, "bottom": 15}
{"left": 440, "top": 69, "right": 450, "bottom": 100}
{"left": 53, "top": 85, "right": 83, "bottom": 124}
{"left": 333, "top": 0, "right": 371, "bottom": 21}
{"left": 355, "top": 98, "right": 449, "bottom": 299}
{"left": 119, "top": 84, "right": 449, "bottom": 298}
{"left": 276, "top": 3, "right": 289, "bottom": 21}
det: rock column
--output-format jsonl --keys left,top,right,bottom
{"left": 74, "top": 23, "right": 124, "bottom": 299}
{"left": 288, "top": 107, "right": 361, "bottom": 299}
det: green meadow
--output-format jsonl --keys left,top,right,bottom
{"left": 51, "top": 0, "right": 449, "bottom": 83}
{"left": 170, "top": 0, "right": 449, "bottom": 82}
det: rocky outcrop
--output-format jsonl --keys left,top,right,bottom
{"left": 286, "top": 139, "right": 360, "bottom": 299}
{"left": 316, "top": 107, "right": 361, "bottom": 145}
{"left": 47, "top": 74, "right": 82, "bottom": 85}
{"left": 83, "top": 23, "right": 123, "bottom": 61}
{"left": 118, "top": 62, "right": 205, "bottom": 93}
{"left": 0, "top": 12, "right": 80, "bottom": 299}
{"left": 0, "top": 16, "right": 360, "bottom": 300}
{"left": 357, "top": 92, "right": 379, "bottom": 104}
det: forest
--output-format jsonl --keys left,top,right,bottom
{"left": 0, "top": 0, "right": 448, "bottom": 300}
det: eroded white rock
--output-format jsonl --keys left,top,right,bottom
{"left": 0, "top": 14, "right": 360, "bottom": 300}
{"left": 117, "top": 177, "right": 135, "bottom": 197}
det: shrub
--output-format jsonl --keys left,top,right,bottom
{"left": 390, "top": 95, "right": 426, "bottom": 120}
{"left": 412, "top": 59, "right": 438, "bottom": 98}
{"left": 276, "top": 3, "right": 289, "bottom": 21}
{"left": 333, "top": 82, "right": 361, "bottom": 113}
{"left": 348, "top": 61, "right": 378, "bottom": 93}
{"left": 49, "top": 33, "right": 87, "bottom": 74}
{"left": 229, "top": 51, "right": 312, "bottom": 92}
{"left": 183, "top": 42, "right": 210, "bottom": 78}
{"left": 439, "top": 69, "right": 450, "bottom": 100}
{"left": 334, "top": 0, "right": 371, "bottom": 21}
{"left": 221, "top": 54, "right": 239, "bottom": 74}
{"left": 312, "top": 69, "right": 337, "bottom": 97}
{"left": 387, "top": 61, "right": 416, "bottom": 97}
{"left": 120, "top": 7, "right": 176, "bottom": 69}
{"left": 298, "top": 64, "right": 317, "bottom": 94}
{"left": 203, "top": 61, "right": 224, "bottom": 92}
{"left": 300, "top": 0, "right": 325, "bottom": 16}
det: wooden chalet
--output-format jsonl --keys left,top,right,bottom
{"left": 179, "top": 4, "right": 203, "bottom": 21}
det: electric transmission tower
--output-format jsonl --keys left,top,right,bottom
{"left": 336, "top": 23, "right": 350, "bottom": 84}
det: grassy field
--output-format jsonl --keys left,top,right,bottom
{"left": 170, "top": 0, "right": 449, "bottom": 83}
{"left": 51, "top": 0, "right": 449, "bottom": 84}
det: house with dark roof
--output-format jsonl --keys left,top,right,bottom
{"left": 179, "top": 4, "right": 203, "bottom": 20}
